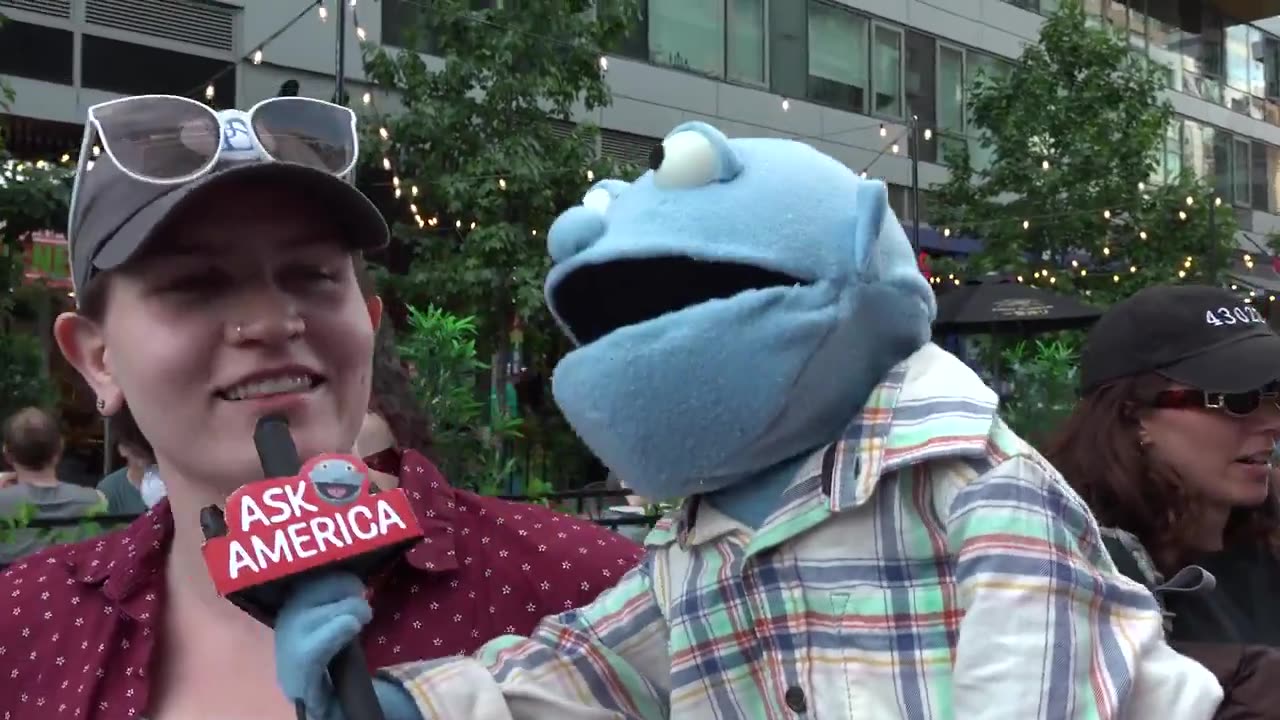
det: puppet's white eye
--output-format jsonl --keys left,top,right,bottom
{"left": 651, "top": 131, "right": 718, "bottom": 189}
{"left": 582, "top": 187, "right": 612, "bottom": 214}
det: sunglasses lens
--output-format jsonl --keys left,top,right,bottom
{"left": 1224, "top": 393, "right": 1261, "bottom": 416}
{"left": 252, "top": 98, "right": 355, "bottom": 175}
{"left": 92, "top": 97, "right": 219, "bottom": 181}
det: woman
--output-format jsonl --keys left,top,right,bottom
{"left": 1047, "top": 284, "right": 1280, "bottom": 646}
{"left": 0, "top": 95, "right": 640, "bottom": 720}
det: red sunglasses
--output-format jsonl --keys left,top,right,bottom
{"left": 1151, "top": 387, "right": 1280, "bottom": 418}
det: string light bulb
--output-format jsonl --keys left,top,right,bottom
{"left": 498, "top": 178, "right": 507, "bottom": 190}
{"left": 382, "top": 157, "right": 391, "bottom": 170}
{"left": 319, "top": 5, "right": 328, "bottom": 20}
{"left": 1214, "top": 196, "right": 1223, "bottom": 207}
{"left": 252, "top": 49, "right": 263, "bottom": 64}
{"left": 880, "top": 124, "right": 887, "bottom": 137}
{"left": 781, "top": 98, "right": 790, "bottom": 111}
{"left": 1041, "top": 160, "right": 1050, "bottom": 170}
{"left": 1178, "top": 210, "right": 1187, "bottom": 221}
{"left": 1186, "top": 195, "right": 1195, "bottom": 206}
{"left": 598, "top": 56, "right": 608, "bottom": 71}
{"left": 1129, "top": 265, "right": 1137, "bottom": 273}
{"left": 943, "top": 228, "right": 951, "bottom": 238}
{"left": 923, "top": 128, "right": 933, "bottom": 140}
{"left": 891, "top": 143, "right": 900, "bottom": 154}
{"left": 586, "top": 170, "right": 594, "bottom": 181}
{"left": 356, "top": 25, "right": 367, "bottom": 41}
{"left": 1102, "top": 210, "right": 1111, "bottom": 219}
{"left": 1138, "top": 181, "right": 1146, "bottom": 191}
{"left": 411, "top": 185, "right": 419, "bottom": 196}
{"left": 362, "top": 92, "right": 371, "bottom": 105}
{"left": 1022, "top": 220, "right": 1030, "bottom": 230}
{"left": 1139, "top": 230, "right": 1147, "bottom": 240}
{"left": 378, "top": 127, "right": 389, "bottom": 140}
{"left": 205, "top": 84, "right": 215, "bottom": 100}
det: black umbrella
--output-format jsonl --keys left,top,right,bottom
{"left": 933, "top": 277, "right": 1103, "bottom": 335}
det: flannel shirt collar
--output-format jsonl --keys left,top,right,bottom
{"left": 663, "top": 343, "right": 1000, "bottom": 550}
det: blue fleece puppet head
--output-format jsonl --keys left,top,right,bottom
{"left": 545, "top": 122, "right": 935, "bottom": 502}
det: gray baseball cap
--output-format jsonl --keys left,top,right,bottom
{"left": 68, "top": 110, "right": 389, "bottom": 300}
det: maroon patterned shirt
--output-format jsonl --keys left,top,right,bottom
{"left": 0, "top": 450, "right": 643, "bottom": 720}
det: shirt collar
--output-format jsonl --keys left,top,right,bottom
{"left": 67, "top": 448, "right": 462, "bottom": 609}
{"left": 665, "top": 343, "right": 1000, "bottom": 548}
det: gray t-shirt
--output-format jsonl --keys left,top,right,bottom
{"left": 0, "top": 482, "right": 107, "bottom": 564}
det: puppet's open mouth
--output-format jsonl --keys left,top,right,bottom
{"left": 552, "top": 257, "right": 805, "bottom": 345}
{"left": 314, "top": 482, "right": 360, "bottom": 503}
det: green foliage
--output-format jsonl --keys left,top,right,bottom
{"left": 0, "top": 502, "right": 116, "bottom": 549}
{"left": 360, "top": 0, "right": 643, "bottom": 361}
{"left": 0, "top": 159, "right": 76, "bottom": 317}
{"left": 0, "top": 331, "right": 55, "bottom": 422}
{"left": 998, "top": 337, "right": 1081, "bottom": 450}
{"left": 930, "top": 0, "right": 1234, "bottom": 305}
{"left": 398, "top": 304, "right": 524, "bottom": 494}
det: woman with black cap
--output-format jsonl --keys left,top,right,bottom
{"left": 1047, "top": 284, "right": 1280, "bottom": 715}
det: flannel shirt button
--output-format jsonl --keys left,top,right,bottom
{"left": 784, "top": 685, "right": 807, "bottom": 713}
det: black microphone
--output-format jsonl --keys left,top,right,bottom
{"left": 252, "top": 415, "right": 386, "bottom": 720}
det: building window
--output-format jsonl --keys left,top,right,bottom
{"left": 0, "top": 20, "right": 74, "bottom": 86}
{"left": 871, "top": 24, "right": 904, "bottom": 118}
{"left": 81, "top": 35, "right": 235, "bottom": 104}
{"left": 1252, "top": 140, "right": 1270, "bottom": 212}
{"left": 649, "top": 0, "right": 721, "bottom": 76}
{"left": 646, "top": 0, "right": 765, "bottom": 83}
{"left": 937, "top": 44, "right": 966, "bottom": 165}
{"left": 905, "top": 31, "right": 937, "bottom": 163}
{"left": 1232, "top": 136, "right": 1251, "bottom": 206}
{"left": 806, "top": 2, "right": 868, "bottom": 113}
{"left": 726, "top": 0, "right": 766, "bottom": 84}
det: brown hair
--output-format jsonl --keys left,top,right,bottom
{"left": 1044, "top": 373, "right": 1280, "bottom": 574}
{"left": 2, "top": 407, "right": 63, "bottom": 470}
{"left": 74, "top": 253, "right": 377, "bottom": 461}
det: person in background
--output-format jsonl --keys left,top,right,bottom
{"left": 0, "top": 407, "right": 107, "bottom": 564}
{"left": 1047, "top": 285, "right": 1280, "bottom": 714}
{"left": 1048, "top": 286, "right": 1280, "bottom": 646}
{"left": 95, "top": 420, "right": 154, "bottom": 515}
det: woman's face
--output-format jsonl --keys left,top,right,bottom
{"left": 56, "top": 182, "right": 381, "bottom": 497}
{"left": 1140, "top": 383, "right": 1280, "bottom": 509}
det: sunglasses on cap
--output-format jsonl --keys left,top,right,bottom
{"left": 1151, "top": 385, "right": 1280, "bottom": 418}
{"left": 68, "top": 94, "right": 357, "bottom": 219}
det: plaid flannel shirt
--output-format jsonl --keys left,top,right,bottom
{"left": 386, "top": 343, "right": 1222, "bottom": 719}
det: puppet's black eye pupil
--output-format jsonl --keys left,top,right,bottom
{"left": 648, "top": 143, "right": 664, "bottom": 170}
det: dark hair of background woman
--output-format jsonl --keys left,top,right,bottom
{"left": 1043, "top": 373, "right": 1280, "bottom": 574}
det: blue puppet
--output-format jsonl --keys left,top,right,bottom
{"left": 274, "top": 123, "right": 1222, "bottom": 719}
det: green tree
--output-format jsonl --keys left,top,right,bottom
{"left": 360, "top": 0, "right": 642, "bottom": 372}
{"left": 929, "top": 0, "right": 1234, "bottom": 305}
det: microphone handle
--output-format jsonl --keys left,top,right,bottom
{"left": 330, "top": 643, "right": 386, "bottom": 720}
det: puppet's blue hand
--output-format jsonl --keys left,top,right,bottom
{"left": 274, "top": 572, "right": 420, "bottom": 720}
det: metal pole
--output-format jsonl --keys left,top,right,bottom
{"left": 334, "top": 0, "right": 347, "bottom": 104}
{"left": 910, "top": 114, "right": 922, "bottom": 253}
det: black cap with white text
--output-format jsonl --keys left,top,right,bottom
{"left": 1080, "top": 284, "right": 1280, "bottom": 394}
